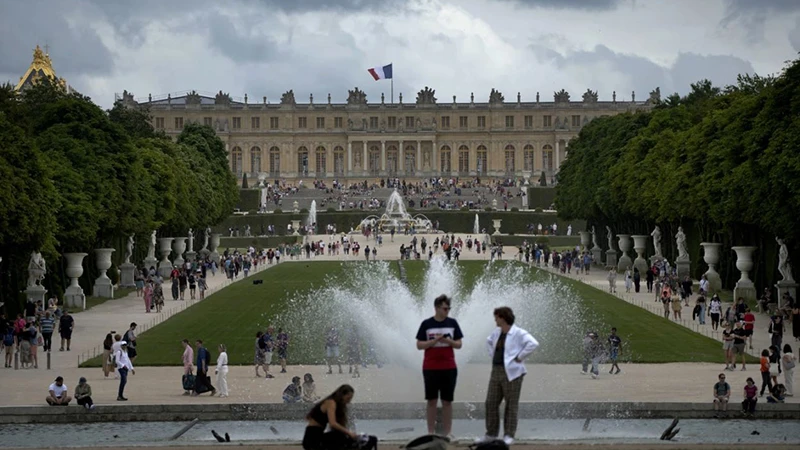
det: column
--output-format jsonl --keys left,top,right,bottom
{"left": 347, "top": 141, "right": 353, "bottom": 173}
{"left": 555, "top": 140, "right": 561, "bottom": 172}
{"left": 381, "top": 140, "right": 386, "bottom": 172}
{"left": 362, "top": 141, "right": 368, "bottom": 175}
{"left": 399, "top": 140, "right": 404, "bottom": 176}
{"left": 432, "top": 139, "right": 437, "bottom": 173}
{"left": 416, "top": 140, "right": 421, "bottom": 174}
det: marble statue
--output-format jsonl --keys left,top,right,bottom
{"left": 124, "top": 235, "right": 135, "bottom": 264}
{"left": 591, "top": 226, "right": 599, "bottom": 249}
{"left": 188, "top": 228, "right": 194, "bottom": 252}
{"left": 777, "top": 237, "right": 795, "bottom": 283}
{"left": 203, "top": 227, "right": 211, "bottom": 251}
{"left": 606, "top": 226, "right": 614, "bottom": 250}
{"left": 27, "top": 251, "right": 46, "bottom": 287}
{"left": 651, "top": 226, "right": 662, "bottom": 257}
{"left": 675, "top": 227, "right": 688, "bottom": 261}
{"left": 147, "top": 230, "right": 157, "bottom": 259}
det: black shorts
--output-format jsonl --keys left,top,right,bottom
{"left": 423, "top": 368, "right": 458, "bottom": 402}
{"left": 744, "top": 329, "right": 753, "bottom": 337}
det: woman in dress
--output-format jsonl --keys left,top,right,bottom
{"left": 102, "top": 333, "right": 114, "bottom": 378}
{"left": 143, "top": 280, "right": 153, "bottom": 313}
{"left": 624, "top": 268, "right": 632, "bottom": 293}
{"left": 782, "top": 344, "right": 795, "bottom": 396}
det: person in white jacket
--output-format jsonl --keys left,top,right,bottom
{"left": 477, "top": 307, "right": 539, "bottom": 446}
{"left": 215, "top": 344, "right": 229, "bottom": 398}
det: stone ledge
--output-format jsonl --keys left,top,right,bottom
{"left": 1, "top": 402, "right": 798, "bottom": 424}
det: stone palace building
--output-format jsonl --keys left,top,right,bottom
{"left": 120, "top": 86, "right": 658, "bottom": 181}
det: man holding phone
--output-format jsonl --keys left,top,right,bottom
{"left": 416, "top": 294, "right": 463, "bottom": 439}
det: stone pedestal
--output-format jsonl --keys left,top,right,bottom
{"left": 700, "top": 242, "right": 723, "bottom": 294}
{"left": 492, "top": 199, "right": 498, "bottom": 211}
{"left": 776, "top": 281, "right": 798, "bottom": 309}
{"left": 293, "top": 201, "right": 300, "bottom": 214}
{"left": 631, "top": 235, "right": 649, "bottom": 275}
{"left": 143, "top": 256, "right": 158, "bottom": 272}
{"left": 119, "top": 262, "right": 136, "bottom": 288}
{"left": 172, "top": 237, "right": 187, "bottom": 268}
{"left": 209, "top": 234, "right": 221, "bottom": 265}
{"left": 591, "top": 247, "right": 603, "bottom": 266}
{"left": 292, "top": 220, "right": 301, "bottom": 236}
{"left": 605, "top": 249, "right": 618, "bottom": 268}
{"left": 579, "top": 231, "right": 591, "bottom": 253}
{"left": 24, "top": 285, "right": 47, "bottom": 303}
{"left": 732, "top": 246, "right": 758, "bottom": 303}
{"left": 675, "top": 259, "right": 691, "bottom": 279}
{"left": 63, "top": 253, "right": 87, "bottom": 310}
{"left": 92, "top": 248, "right": 116, "bottom": 298}
{"left": 158, "top": 237, "right": 174, "bottom": 279}
{"left": 617, "top": 234, "right": 632, "bottom": 272}
{"left": 492, "top": 219, "right": 502, "bottom": 236}
{"left": 185, "top": 250, "right": 197, "bottom": 263}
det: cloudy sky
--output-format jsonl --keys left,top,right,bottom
{"left": 1, "top": 0, "right": 799, "bottom": 108}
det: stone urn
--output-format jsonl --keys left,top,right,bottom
{"left": 631, "top": 235, "right": 649, "bottom": 275}
{"left": 700, "top": 242, "right": 723, "bottom": 293}
{"left": 579, "top": 231, "right": 591, "bottom": 253}
{"left": 617, "top": 234, "right": 632, "bottom": 272}
{"left": 732, "top": 246, "right": 758, "bottom": 303}
{"left": 158, "top": 237, "right": 174, "bottom": 278}
{"left": 292, "top": 220, "right": 301, "bottom": 236}
{"left": 209, "top": 233, "right": 221, "bottom": 265}
{"left": 172, "top": 237, "right": 187, "bottom": 268}
{"left": 492, "top": 219, "right": 502, "bottom": 236}
{"left": 63, "top": 252, "right": 88, "bottom": 309}
{"left": 92, "top": 248, "right": 115, "bottom": 298}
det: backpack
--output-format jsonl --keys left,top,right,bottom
{"left": 404, "top": 435, "right": 450, "bottom": 450}
{"left": 258, "top": 336, "right": 268, "bottom": 351}
{"left": 3, "top": 330, "right": 14, "bottom": 346}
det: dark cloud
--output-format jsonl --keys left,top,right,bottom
{"left": 0, "top": 0, "right": 114, "bottom": 83}
{"left": 492, "top": 0, "right": 622, "bottom": 10}
{"left": 531, "top": 44, "right": 756, "bottom": 97}
{"left": 206, "top": 15, "right": 281, "bottom": 64}
{"left": 721, "top": 0, "right": 800, "bottom": 42}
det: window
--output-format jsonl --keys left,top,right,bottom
{"left": 297, "top": 146, "right": 309, "bottom": 175}
{"left": 232, "top": 117, "right": 241, "bottom": 129}
{"left": 231, "top": 146, "right": 242, "bottom": 176}
{"left": 477, "top": 116, "right": 486, "bottom": 128}
{"left": 440, "top": 145, "right": 451, "bottom": 172}
{"left": 524, "top": 115, "right": 533, "bottom": 128}
{"left": 476, "top": 145, "right": 487, "bottom": 174}
{"left": 459, "top": 116, "right": 468, "bottom": 128}
{"left": 298, "top": 117, "right": 307, "bottom": 128}
{"left": 388, "top": 117, "right": 397, "bottom": 129}
{"left": 571, "top": 115, "right": 581, "bottom": 127}
{"left": 251, "top": 117, "right": 260, "bottom": 129}
{"left": 269, "top": 146, "right": 280, "bottom": 176}
{"left": 203, "top": 117, "right": 212, "bottom": 127}
{"left": 370, "top": 117, "right": 379, "bottom": 129}
{"left": 504, "top": 144, "right": 516, "bottom": 174}
{"left": 250, "top": 146, "right": 262, "bottom": 173}
{"left": 440, "top": 116, "right": 450, "bottom": 129}
{"left": 505, "top": 116, "right": 514, "bottom": 128}
{"left": 369, "top": 145, "right": 380, "bottom": 174}
{"left": 270, "top": 117, "right": 279, "bottom": 129}
{"left": 316, "top": 117, "right": 325, "bottom": 129}
{"left": 333, "top": 146, "right": 345, "bottom": 175}
{"left": 334, "top": 117, "right": 343, "bottom": 128}
{"left": 174, "top": 117, "right": 184, "bottom": 129}
{"left": 405, "top": 116, "right": 415, "bottom": 129}
{"left": 155, "top": 117, "right": 165, "bottom": 129}
{"left": 542, "top": 144, "right": 554, "bottom": 172}
{"left": 387, "top": 145, "right": 398, "bottom": 175}
{"left": 523, "top": 145, "right": 534, "bottom": 172}
{"left": 543, "top": 115, "right": 552, "bottom": 127}
{"left": 315, "top": 146, "right": 326, "bottom": 174}
{"left": 458, "top": 145, "right": 469, "bottom": 174}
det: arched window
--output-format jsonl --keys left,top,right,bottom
{"left": 333, "top": 146, "right": 345, "bottom": 175}
{"left": 231, "top": 146, "right": 243, "bottom": 176}
{"left": 504, "top": 144, "right": 516, "bottom": 174}
{"left": 387, "top": 145, "right": 398, "bottom": 176}
{"left": 269, "top": 146, "right": 280, "bottom": 176}
{"left": 315, "top": 146, "right": 327, "bottom": 175}
{"left": 476, "top": 145, "right": 487, "bottom": 175}
{"left": 440, "top": 145, "right": 451, "bottom": 173}
{"left": 458, "top": 145, "right": 469, "bottom": 174}
{"left": 369, "top": 145, "right": 380, "bottom": 174}
{"left": 250, "top": 146, "right": 262, "bottom": 174}
{"left": 297, "top": 146, "right": 309, "bottom": 176}
{"left": 542, "top": 144, "right": 553, "bottom": 172}
{"left": 523, "top": 144, "right": 534, "bottom": 172}
{"left": 404, "top": 145, "right": 416, "bottom": 174}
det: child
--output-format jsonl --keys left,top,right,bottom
{"left": 282, "top": 376, "right": 302, "bottom": 404}
{"left": 75, "top": 377, "right": 95, "bottom": 410}
{"left": 302, "top": 373, "right": 320, "bottom": 403}
{"left": 742, "top": 377, "right": 757, "bottom": 415}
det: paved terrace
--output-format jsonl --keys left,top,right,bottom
{"left": 0, "top": 234, "right": 793, "bottom": 409}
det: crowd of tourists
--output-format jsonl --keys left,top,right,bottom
{"left": 1, "top": 299, "right": 74, "bottom": 369}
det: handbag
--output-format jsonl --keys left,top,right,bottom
{"left": 785, "top": 356, "right": 796, "bottom": 370}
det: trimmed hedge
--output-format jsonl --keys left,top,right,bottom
{"left": 527, "top": 187, "right": 557, "bottom": 209}
{"left": 238, "top": 189, "right": 261, "bottom": 210}
{"left": 214, "top": 211, "right": 585, "bottom": 236}
{"left": 219, "top": 236, "right": 301, "bottom": 249}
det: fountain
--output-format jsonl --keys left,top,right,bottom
{"left": 275, "top": 258, "right": 588, "bottom": 367}
{"left": 356, "top": 189, "right": 434, "bottom": 233}
{"left": 307, "top": 200, "right": 317, "bottom": 228}
{"left": 473, "top": 214, "right": 480, "bottom": 234}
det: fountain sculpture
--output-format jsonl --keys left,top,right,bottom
{"left": 356, "top": 190, "right": 434, "bottom": 233}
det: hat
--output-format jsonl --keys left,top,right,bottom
{"left": 55, "top": 376, "right": 63, "bottom": 382}
{"left": 79, "top": 377, "right": 87, "bottom": 383}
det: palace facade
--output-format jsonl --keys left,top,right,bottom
{"left": 122, "top": 86, "right": 658, "bottom": 181}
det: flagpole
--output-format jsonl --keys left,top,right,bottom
{"left": 391, "top": 78, "right": 394, "bottom": 104}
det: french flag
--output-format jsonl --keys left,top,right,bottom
{"left": 367, "top": 63, "right": 393, "bottom": 81}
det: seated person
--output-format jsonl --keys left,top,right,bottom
{"left": 75, "top": 377, "right": 95, "bottom": 410}
{"left": 712, "top": 373, "right": 730, "bottom": 416}
{"left": 742, "top": 377, "right": 757, "bottom": 414}
{"left": 302, "top": 373, "right": 320, "bottom": 403}
{"left": 46, "top": 376, "right": 72, "bottom": 406}
{"left": 766, "top": 383, "right": 786, "bottom": 403}
{"left": 283, "top": 376, "right": 303, "bottom": 404}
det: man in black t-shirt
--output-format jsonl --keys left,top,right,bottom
{"left": 58, "top": 311, "right": 74, "bottom": 352}
{"left": 731, "top": 322, "right": 747, "bottom": 370}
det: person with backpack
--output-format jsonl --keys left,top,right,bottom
{"left": 415, "top": 294, "right": 463, "bottom": 439}
{"left": 476, "top": 307, "right": 538, "bottom": 446}
{"left": 193, "top": 340, "right": 216, "bottom": 396}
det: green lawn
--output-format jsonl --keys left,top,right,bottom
{"left": 82, "top": 260, "right": 736, "bottom": 367}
